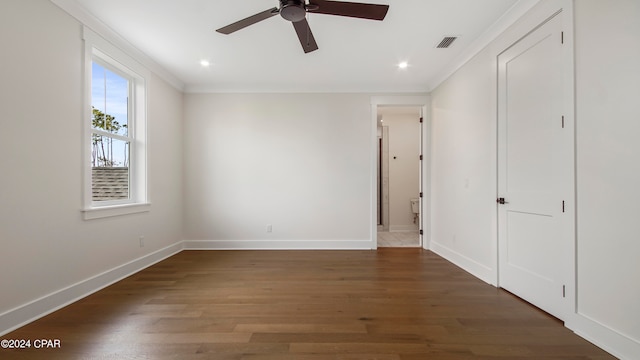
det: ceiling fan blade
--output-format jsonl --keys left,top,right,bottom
{"left": 292, "top": 19, "right": 318, "bottom": 53}
{"left": 308, "top": 0, "right": 389, "bottom": 21}
{"left": 216, "top": 7, "right": 279, "bottom": 34}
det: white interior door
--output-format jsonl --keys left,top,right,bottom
{"left": 497, "top": 12, "right": 573, "bottom": 320}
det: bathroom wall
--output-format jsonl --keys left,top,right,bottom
{"left": 381, "top": 111, "right": 421, "bottom": 231}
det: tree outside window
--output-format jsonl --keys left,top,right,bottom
{"left": 91, "top": 107, "right": 128, "bottom": 167}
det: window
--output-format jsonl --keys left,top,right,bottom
{"left": 91, "top": 61, "right": 131, "bottom": 201}
{"left": 83, "top": 27, "right": 149, "bottom": 219}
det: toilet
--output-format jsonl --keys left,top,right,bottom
{"left": 410, "top": 198, "right": 419, "bottom": 224}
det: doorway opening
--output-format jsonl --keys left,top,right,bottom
{"left": 376, "top": 105, "right": 422, "bottom": 248}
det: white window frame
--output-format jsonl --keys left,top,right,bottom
{"left": 82, "top": 27, "right": 149, "bottom": 220}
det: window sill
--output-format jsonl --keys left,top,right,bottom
{"left": 82, "top": 203, "right": 151, "bottom": 220}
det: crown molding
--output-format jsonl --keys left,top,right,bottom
{"left": 50, "top": 0, "right": 185, "bottom": 92}
{"left": 426, "top": 0, "right": 541, "bottom": 91}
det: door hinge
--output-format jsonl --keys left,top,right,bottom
{"left": 419, "top": 117, "right": 423, "bottom": 123}
{"left": 562, "top": 115, "right": 565, "bottom": 128}
{"left": 562, "top": 201, "right": 565, "bottom": 213}
{"left": 419, "top": 155, "right": 423, "bottom": 161}
{"left": 419, "top": 229, "right": 423, "bottom": 235}
{"left": 561, "top": 31, "right": 564, "bottom": 44}
{"left": 562, "top": 285, "right": 566, "bottom": 298}
{"left": 419, "top": 192, "right": 423, "bottom": 198}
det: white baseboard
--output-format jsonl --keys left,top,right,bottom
{"left": 183, "top": 239, "right": 374, "bottom": 250}
{"left": 388, "top": 225, "right": 419, "bottom": 232}
{"left": 429, "top": 240, "right": 495, "bottom": 285}
{"left": 0, "top": 242, "right": 184, "bottom": 337}
{"left": 567, "top": 313, "right": 640, "bottom": 360}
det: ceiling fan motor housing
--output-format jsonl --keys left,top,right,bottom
{"left": 279, "top": 0, "right": 307, "bottom": 22}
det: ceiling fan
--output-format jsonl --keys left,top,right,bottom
{"left": 216, "top": 0, "right": 390, "bottom": 53}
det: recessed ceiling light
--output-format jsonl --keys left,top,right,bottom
{"left": 398, "top": 61, "right": 409, "bottom": 69}
{"left": 200, "top": 60, "right": 210, "bottom": 67}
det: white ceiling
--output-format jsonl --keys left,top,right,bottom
{"left": 58, "top": 0, "right": 535, "bottom": 93}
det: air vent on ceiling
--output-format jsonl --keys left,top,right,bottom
{"left": 436, "top": 36, "right": 458, "bottom": 49}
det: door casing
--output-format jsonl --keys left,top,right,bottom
{"left": 370, "top": 96, "right": 430, "bottom": 250}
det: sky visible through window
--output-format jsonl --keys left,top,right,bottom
{"left": 92, "top": 62, "right": 129, "bottom": 167}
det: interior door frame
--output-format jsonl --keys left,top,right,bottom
{"left": 494, "top": 1, "right": 575, "bottom": 321}
{"left": 370, "top": 95, "right": 430, "bottom": 250}
{"left": 379, "top": 125, "right": 390, "bottom": 231}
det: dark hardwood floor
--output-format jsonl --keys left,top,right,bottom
{"left": 2, "top": 249, "right": 614, "bottom": 359}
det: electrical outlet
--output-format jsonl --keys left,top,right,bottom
{"left": 266, "top": 224, "right": 272, "bottom": 233}
{"left": 139, "top": 236, "right": 144, "bottom": 247}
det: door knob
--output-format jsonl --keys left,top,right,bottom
{"left": 497, "top": 197, "right": 509, "bottom": 204}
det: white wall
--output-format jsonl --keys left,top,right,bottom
{"left": 0, "top": 0, "right": 184, "bottom": 334}
{"left": 430, "top": 0, "right": 640, "bottom": 358}
{"left": 573, "top": 0, "right": 640, "bottom": 356}
{"left": 183, "top": 93, "right": 374, "bottom": 249}
{"left": 430, "top": 45, "right": 496, "bottom": 281}
{"left": 382, "top": 114, "right": 420, "bottom": 231}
